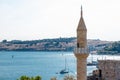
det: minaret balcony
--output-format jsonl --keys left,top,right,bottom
{"left": 74, "top": 48, "right": 89, "bottom": 54}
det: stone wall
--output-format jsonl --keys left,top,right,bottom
{"left": 98, "top": 60, "right": 120, "bottom": 80}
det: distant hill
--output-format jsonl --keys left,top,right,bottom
{"left": 99, "top": 41, "right": 120, "bottom": 55}
{"left": 0, "top": 37, "right": 112, "bottom": 51}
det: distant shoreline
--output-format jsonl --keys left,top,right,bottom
{"left": 0, "top": 50, "right": 73, "bottom": 52}
{"left": 1, "top": 37, "right": 119, "bottom": 55}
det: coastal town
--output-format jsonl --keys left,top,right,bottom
{"left": 0, "top": 38, "right": 113, "bottom": 52}
{"left": 0, "top": 0, "right": 120, "bottom": 80}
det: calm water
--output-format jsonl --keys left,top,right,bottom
{"left": 0, "top": 51, "right": 119, "bottom": 80}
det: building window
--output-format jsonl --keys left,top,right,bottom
{"left": 99, "top": 69, "right": 102, "bottom": 77}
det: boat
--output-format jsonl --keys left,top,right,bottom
{"left": 59, "top": 57, "right": 69, "bottom": 74}
{"left": 60, "top": 69, "right": 69, "bottom": 74}
{"left": 87, "top": 61, "right": 98, "bottom": 66}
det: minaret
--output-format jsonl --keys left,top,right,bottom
{"left": 74, "top": 6, "right": 89, "bottom": 80}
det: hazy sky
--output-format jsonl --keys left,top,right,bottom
{"left": 0, "top": 0, "right": 120, "bottom": 41}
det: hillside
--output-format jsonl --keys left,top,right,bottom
{"left": 99, "top": 41, "right": 120, "bottom": 54}
{"left": 0, "top": 37, "right": 112, "bottom": 51}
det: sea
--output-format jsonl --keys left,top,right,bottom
{"left": 0, "top": 51, "right": 119, "bottom": 80}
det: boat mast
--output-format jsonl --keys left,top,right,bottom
{"left": 65, "top": 57, "right": 66, "bottom": 69}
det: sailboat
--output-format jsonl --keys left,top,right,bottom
{"left": 59, "top": 57, "right": 69, "bottom": 74}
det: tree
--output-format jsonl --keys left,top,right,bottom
{"left": 63, "top": 75, "right": 76, "bottom": 80}
{"left": 17, "top": 75, "right": 41, "bottom": 80}
{"left": 51, "top": 75, "right": 76, "bottom": 80}
{"left": 35, "top": 76, "right": 41, "bottom": 80}
{"left": 2, "top": 39, "right": 7, "bottom": 43}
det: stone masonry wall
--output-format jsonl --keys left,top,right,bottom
{"left": 98, "top": 60, "right": 120, "bottom": 80}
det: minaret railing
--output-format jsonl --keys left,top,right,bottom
{"left": 74, "top": 48, "right": 89, "bottom": 54}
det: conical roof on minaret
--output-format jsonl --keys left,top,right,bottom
{"left": 77, "top": 6, "right": 87, "bottom": 30}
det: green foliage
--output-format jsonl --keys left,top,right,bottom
{"left": 50, "top": 75, "right": 76, "bottom": 80}
{"left": 34, "top": 76, "right": 41, "bottom": 80}
{"left": 2, "top": 39, "right": 7, "bottom": 43}
{"left": 17, "top": 75, "right": 41, "bottom": 80}
{"left": 63, "top": 75, "right": 76, "bottom": 80}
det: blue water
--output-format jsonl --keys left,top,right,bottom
{"left": 0, "top": 51, "right": 109, "bottom": 80}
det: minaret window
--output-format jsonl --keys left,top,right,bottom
{"left": 77, "top": 43, "right": 79, "bottom": 48}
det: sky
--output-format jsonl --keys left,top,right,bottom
{"left": 0, "top": 0, "right": 120, "bottom": 41}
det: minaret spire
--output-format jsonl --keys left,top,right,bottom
{"left": 77, "top": 6, "right": 87, "bottom": 34}
{"left": 81, "top": 5, "right": 83, "bottom": 17}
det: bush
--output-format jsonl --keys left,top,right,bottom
{"left": 51, "top": 75, "right": 76, "bottom": 80}
{"left": 17, "top": 75, "right": 41, "bottom": 80}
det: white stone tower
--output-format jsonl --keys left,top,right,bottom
{"left": 74, "top": 6, "right": 89, "bottom": 80}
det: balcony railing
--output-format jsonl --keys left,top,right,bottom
{"left": 74, "top": 48, "right": 89, "bottom": 54}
